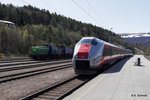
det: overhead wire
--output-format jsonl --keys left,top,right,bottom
{"left": 20, "top": 0, "right": 109, "bottom": 29}
{"left": 86, "top": 0, "right": 108, "bottom": 29}
{"left": 38, "top": 0, "right": 62, "bottom": 14}
{"left": 72, "top": 0, "right": 103, "bottom": 27}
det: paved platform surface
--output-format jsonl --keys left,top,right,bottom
{"left": 64, "top": 55, "right": 150, "bottom": 100}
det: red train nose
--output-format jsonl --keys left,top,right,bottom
{"left": 77, "top": 44, "right": 91, "bottom": 59}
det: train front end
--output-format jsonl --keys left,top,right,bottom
{"left": 72, "top": 37, "right": 104, "bottom": 74}
{"left": 30, "top": 46, "right": 49, "bottom": 59}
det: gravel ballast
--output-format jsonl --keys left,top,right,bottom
{"left": 0, "top": 62, "right": 72, "bottom": 77}
{"left": 0, "top": 67, "right": 75, "bottom": 100}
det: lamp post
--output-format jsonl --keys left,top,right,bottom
{"left": 108, "top": 28, "right": 113, "bottom": 42}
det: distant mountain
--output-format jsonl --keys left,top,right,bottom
{"left": 120, "top": 33, "right": 150, "bottom": 47}
{"left": 121, "top": 33, "right": 150, "bottom": 38}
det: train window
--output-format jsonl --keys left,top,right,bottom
{"left": 103, "top": 47, "right": 111, "bottom": 56}
{"left": 103, "top": 47, "right": 107, "bottom": 56}
{"left": 81, "top": 39, "right": 92, "bottom": 44}
{"left": 115, "top": 49, "right": 117, "bottom": 55}
{"left": 112, "top": 48, "right": 115, "bottom": 55}
{"left": 115, "top": 49, "right": 118, "bottom": 55}
{"left": 81, "top": 39, "right": 97, "bottom": 45}
{"left": 109, "top": 48, "right": 112, "bottom": 55}
{"left": 91, "top": 39, "right": 97, "bottom": 45}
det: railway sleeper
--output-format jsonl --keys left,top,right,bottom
{"left": 37, "top": 95, "right": 60, "bottom": 100}
{"left": 32, "top": 98, "right": 47, "bottom": 100}
{"left": 48, "top": 93, "right": 67, "bottom": 96}
{"left": 38, "top": 95, "right": 57, "bottom": 99}
{"left": 45, "top": 91, "right": 65, "bottom": 95}
{"left": 46, "top": 90, "right": 69, "bottom": 94}
{"left": 33, "top": 98, "right": 47, "bottom": 100}
{"left": 44, "top": 94, "right": 61, "bottom": 97}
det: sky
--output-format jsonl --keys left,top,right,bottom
{"left": 0, "top": 0, "right": 150, "bottom": 34}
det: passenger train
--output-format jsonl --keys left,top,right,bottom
{"left": 72, "top": 37, "right": 132, "bottom": 74}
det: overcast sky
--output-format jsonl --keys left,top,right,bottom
{"left": 1, "top": 0, "right": 150, "bottom": 34}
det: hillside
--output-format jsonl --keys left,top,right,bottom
{"left": 0, "top": 3, "right": 134, "bottom": 55}
{"left": 120, "top": 33, "right": 150, "bottom": 47}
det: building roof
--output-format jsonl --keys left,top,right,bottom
{"left": 0, "top": 20, "right": 15, "bottom": 25}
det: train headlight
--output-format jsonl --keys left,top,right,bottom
{"left": 77, "top": 55, "right": 80, "bottom": 58}
{"left": 84, "top": 56, "right": 88, "bottom": 58}
{"left": 75, "top": 55, "right": 90, "bottom": 59}
{"left": 75, "top": 55, "right": 79, "bottom": 58}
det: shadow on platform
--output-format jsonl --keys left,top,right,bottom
{"left": 102, "top": 57, "right": 132, "bottom": 74}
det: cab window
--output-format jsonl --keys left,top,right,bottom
{"left": 81, "top": 39, "right": 97, "bottom": 45}
{"left": 91, "top": 39, "right": 97, "bottom": 45}
{"left": 81, "top": 39, "right": 92, "bottom": 44}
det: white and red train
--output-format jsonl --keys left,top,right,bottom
{"left": 72, "top": 37, "right": 132, "bottom": 74}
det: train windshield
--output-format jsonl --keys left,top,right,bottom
{"left": 81, "top": 39, "right": 97, "bottom": 45}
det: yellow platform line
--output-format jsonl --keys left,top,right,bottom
{"left": 76, "top": 75, "right": 106, "bottom": 100}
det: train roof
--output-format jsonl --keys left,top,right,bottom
{"left": 81, "top": 37, "right": 130, "bottom": 51}
{"left": 81, "top": 37, "right": 95, "bottom": 40}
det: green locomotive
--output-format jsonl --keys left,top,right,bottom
{"left": 30, "top": 45, "right": 73, "bottom": 59}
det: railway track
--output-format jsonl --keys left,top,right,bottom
{"left": 0, "top": 64, "right": 72, "bottom": 83}
{"left": 20, "top": 75, "right": 94, "bottom": 100}
{"left": 0, "top": 58, "right": 71, "bottom": 66}
{"left": 0, "top": 60, "right": 42, "bottom": 67}
{"left": 0, "top": 59, "right": 34, "bottom": 64}
{"left": 0, "top": 57, "right": 30, "bottom": 63}
{"left": 0, "top": 59, "right": 71, "bottom": 72}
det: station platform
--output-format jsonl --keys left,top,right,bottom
{"left": 64, "top": 55, "right": 150, "bottom": 100}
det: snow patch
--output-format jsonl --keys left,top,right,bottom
{"left": 121, "top": 33, "right": 150, "bottom": 38}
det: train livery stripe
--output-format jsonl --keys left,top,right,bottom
{"left": 77, "top": 44, "right": 91, "bottom": 59}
